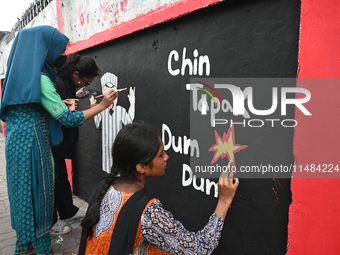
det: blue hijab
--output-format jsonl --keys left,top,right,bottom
{"left": 0, "top": 25, "right": 69, "bottom": 145}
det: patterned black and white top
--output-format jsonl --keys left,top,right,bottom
{"left": 140, "top": 200, "right": 224, "bottom": 254}
{"left": 91, "top": 186, "right": 224, "bottom": 255}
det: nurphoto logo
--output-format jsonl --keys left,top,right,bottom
{"left": 187, "top": 78, "right": 312, "bottom": 128}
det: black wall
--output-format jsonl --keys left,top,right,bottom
{"left": 73, "top": 0, "right": 300, "bottom": 254}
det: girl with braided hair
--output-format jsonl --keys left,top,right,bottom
{"left": 78, "top": 122, "right": 239, "bottom": 255}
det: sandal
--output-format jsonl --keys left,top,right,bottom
{"left": 50, "top": 220, "right": 71, "bottom": 236}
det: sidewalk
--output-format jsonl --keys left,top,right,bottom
{"left": 0, "top": 137, "right": 88, "bottom": 255}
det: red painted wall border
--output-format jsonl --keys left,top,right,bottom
{"left": 288, "top": 0, "right": 340, "bottom": 254}
{"left": 66, "top": 0, "right": 223, "bottom": 53}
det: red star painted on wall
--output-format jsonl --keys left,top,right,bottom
{"left": 208, "top": 126, "right": 248, "bottom": 165}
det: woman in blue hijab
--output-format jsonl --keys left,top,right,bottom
{"left": 0, "top": 26, "right": 117, "bottom": 255}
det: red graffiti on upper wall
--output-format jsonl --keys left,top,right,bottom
{"left": 120, "top": 0, "right": 129, "bottom": 12}
{"left": 78, "top": 1, "right": 130, "bottom": 28}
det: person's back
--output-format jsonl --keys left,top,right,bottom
{"left": 79, "top": 122, "right": 239, "bottom": 255}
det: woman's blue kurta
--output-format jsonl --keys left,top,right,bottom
{"left": 5, "top": 74, "right": 84, "bottom": 242}
{"left": 0, "top": 26, "right": 84, "bottom": 245}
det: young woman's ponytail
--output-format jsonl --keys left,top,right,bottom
{"left": 80, "top": 122, "right": 160, "bottom": 239}
{"left": 81, "top": 174, "right": 116, "bottom": 239}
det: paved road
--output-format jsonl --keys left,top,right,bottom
{"left": 0, "top": 137, "right": 87, "bottom": 255}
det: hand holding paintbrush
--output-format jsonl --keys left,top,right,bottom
{"left": 95, "top": 88, "right": 127, "bottom": 98}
